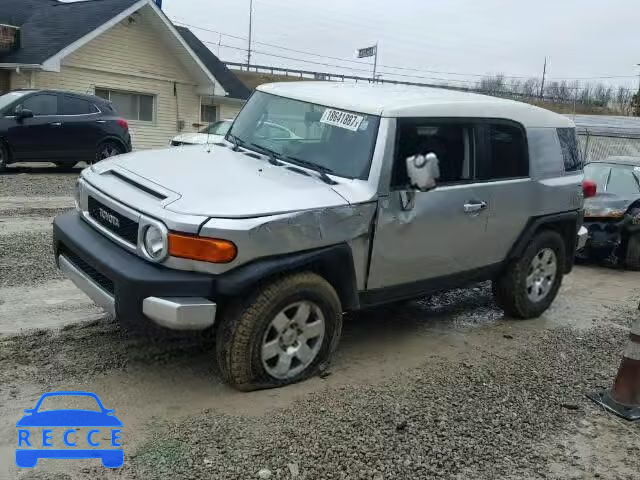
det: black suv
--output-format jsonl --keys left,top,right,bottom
{"left": 0, "top": 89, "right": 132, "bottom": 171}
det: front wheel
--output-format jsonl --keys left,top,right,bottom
{"left": 625, "top": 233, "right": 640, "bottom": 271}
{"left": 493, "top": 230, "right": 566, "bottom": 319}
{"left": 95, "top": 141, "right": 123, "bottom": 163}
{"left": 216, "top": 272, "right": 342, "bottom": 391}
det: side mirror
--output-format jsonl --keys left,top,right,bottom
{"left": 15, "top": 107, "right": 34, "bottom": 121}
{"left": 406, "top": 152, "right": 440, "bottom": 192}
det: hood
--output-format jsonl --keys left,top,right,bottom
{"left": 172, "top": 133, "right": 224, "bottom": 145}
{"left": 585, "top": 192, "right": 640, "bottom": 212}
{"left": 108, "top": 145, "right": 349, "bottom": 218}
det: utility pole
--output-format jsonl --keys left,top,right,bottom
{"left": 246, "top": 0, "right": 253, "bottom": 68}
{"left": 539, "top": 57, "right": 547, "bottom": 99}
{"left": 372, "top": 42, "right": 378, "bottom": 83}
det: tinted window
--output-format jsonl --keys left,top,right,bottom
{"left": 557, "top": 127, "right": 581, "bottom": 172}
{"left": 608, "top": 167, "right": 640, "bottom": 196}
{"left": 63, "top": 96, "right": 97, "bottom": 115}
{"left": 21, "top": 94, "right": 58, "bottom": 116}
{"left": 481, "top": 123, "right": 528, "bottom": 179}
{"left": 393, "top": 121, "right": 473, "bottom": 187}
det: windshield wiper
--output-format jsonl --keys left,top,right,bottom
{"left": 249, "top": 143, "right": 283, "bottom": 166}
{"left": 226, "top": 133, "right": 245, "bottom": 152}
{"left": 281, "top": 156, "right": 338, "bottom": 185}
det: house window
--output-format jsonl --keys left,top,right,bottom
{"left": 201, "top": 104, "right": 218, "bottom": 123}
{"left": 95, "top": 88, "right": 154, "bottom": 121}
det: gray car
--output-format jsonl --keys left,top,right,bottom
{"left": 53, "top": 82, "right": 584, "bottom": 390}
{"left": 580, "top": 156, "right": 640, "bottom": 268}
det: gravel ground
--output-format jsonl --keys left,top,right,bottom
{"left": 124, "top": 326, "right": 638, "bottom": 480}
{"left": 0, "top": 169, "right": 79, "bottom": 197}
{"left": 0, "top": 230, "right": 62, "bottom": 287}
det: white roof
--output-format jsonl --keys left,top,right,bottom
{"left": 257, "top": 82, "right": 574, "bottom": 128}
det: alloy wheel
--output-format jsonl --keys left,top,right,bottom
{"left": 261, "top": 301, "right": 326, "bottom": 380}
{"left": 526, "top": 248, "right": 557, "bottom": 302}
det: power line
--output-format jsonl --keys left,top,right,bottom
{"left": 171, "top": 17, "right": 640, "bottom": 83}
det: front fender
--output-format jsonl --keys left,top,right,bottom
{"left": 212, "top": 243, "right": 360, "bottom": 310}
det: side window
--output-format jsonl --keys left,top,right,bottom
{"left": 557, "top": 127, "right": 581, "bottom": 172}
{"left": 608, "top": 168, "right": 640, "bottom": 196}
{"left": 393, "top": 120, "right": 473, "bottom": 188}
{"left": 21, "top": 94, "right": 58, "bottom": 116}
{"left": 479, "top": 123, "right": 528, "bottom": 180}
{"left": 62, "top": 96, "right": 98, "bottom": 115}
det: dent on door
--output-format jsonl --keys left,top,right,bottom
{"left": 367, "top": 185, "right": 491, "bottom": 290}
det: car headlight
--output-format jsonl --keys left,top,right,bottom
{"left": 143, "top": 225, "right": 166, "bottom": 260}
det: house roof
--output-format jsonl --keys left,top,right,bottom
{"left": 258, "top": 82, "right": 574, "bottom": 127}
{"left": 0, "top": 0, "right": 140, "bottom": 65}
{"left": 0, "top": 0, "right": 247, "bottom": 99}
{"left": 175, "top": 26, "right": 250, "bottom": 100}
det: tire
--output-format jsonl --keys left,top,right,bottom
{"left": 216, "top": 272, "right": 342, "bottom": 391}
{"left": 625, "top": 233, "right": 640, "bottom": 271}
{"left": 493, "top": 230, "right": 566, "bottom": 319}
{"left": 95, "top": 141, "right": 123, "bottom": 163}
{"left": 0, "top": 142, "right": 9, "bottom": 172}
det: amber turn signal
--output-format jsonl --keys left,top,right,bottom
{"left": 168, "top": 233, "right": 237, "bottom": 263}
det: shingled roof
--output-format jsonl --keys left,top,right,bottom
{"left": 0, "top": 0, "right": 249, "bottom": 100}
{"left": 175, "top": 26, "right": 250, "bottom": 100}
{"left": 0, "top": 0, "right": 140, "bottom": 64}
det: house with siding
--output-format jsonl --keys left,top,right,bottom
{"left": 0, "top": 0, "right": 250, "bottom": 149}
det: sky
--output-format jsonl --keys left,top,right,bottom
{"left": 161, "top": 0, "right": 640, "bottom": 91}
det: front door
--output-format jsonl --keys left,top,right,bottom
{"left": 367, "top": 118, "right": 494, "bottom": 291}
{"left": 6, "top": 92, "right": 63, "bottom": 160}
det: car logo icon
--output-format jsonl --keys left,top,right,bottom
{"left": 15, "top": 391, "right": 123, "bottom": 468}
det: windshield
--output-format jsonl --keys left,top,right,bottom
{"left": 0, "top": 91, "right": 31, "bottom": 113}
{"left": 199, "top": 120, "right": 232, "bottom": 136}
{"left": 227, "top": 91, "right": 380, "bottom": 179}
{"left": 585, "top": 163, "right": 640, "bottom": 196}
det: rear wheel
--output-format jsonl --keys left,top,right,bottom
{"left": 493, "top": 230, "right": 566, "bottom": 319}
{"left": 216, "top": 272, "right": 342, "bottom": 391}
{"left": 95, "top": 141, "right": 123, "bottom": 163}
{"left": 0, "top": 142, "right": 9, "bottom": 172}
{"left": 625, "top": 233, "right": 640, "bottom": 271}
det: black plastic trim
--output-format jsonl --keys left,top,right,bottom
{"left": 359, "top": 263, "right": 502, "bottom": 308}
{"left": 507, "top": 210, "right": 580, "bottom": 274}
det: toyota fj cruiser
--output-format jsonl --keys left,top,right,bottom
{"left": 53, "top": 82, "right": 584, "bottom": 390}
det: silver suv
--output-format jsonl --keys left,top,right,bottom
{"left": 53, "top": 83, "right": 584, "bottom": 390}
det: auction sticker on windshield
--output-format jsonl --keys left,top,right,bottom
{"left": 320, "top": 108, "right": 364, "bottom": 131}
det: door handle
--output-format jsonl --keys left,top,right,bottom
{"left": 96, "top": 120, "right": 106, "bottom": 124}
{"left": 49, "top": 122, "right": 62, "bottom": 127}
{"left": 463, "top": 201, "right": 487, "bottom": 213}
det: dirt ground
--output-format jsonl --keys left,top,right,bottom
{"left": 1, "top": 166, "right": 640, "bottom": 480}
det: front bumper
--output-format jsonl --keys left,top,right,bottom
{"left": 53, "top": 210, "right": 217, "bottom": 331}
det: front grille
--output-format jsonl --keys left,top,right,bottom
{"left": 63, "top": 248, "right": 115, "bottom": 294}
{"left": 88, "top": 196, "right": 138, "bottom": 245}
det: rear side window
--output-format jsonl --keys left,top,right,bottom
{"left": 63, "top": 96, "right": 98, "bottom": 115}
{"left": 479, "top": 123, "right": 528, "bottom": 180}
{"left": 557, "top": 127, "right": 581, "bottom": 172}
{"left": 21, "top": 94, "right": 58, "bottom": 116}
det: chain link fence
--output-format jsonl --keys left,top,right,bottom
{"left": 574, "top": 115, "right": 640, "bottom": 164}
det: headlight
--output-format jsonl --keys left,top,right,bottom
{"left": 143, "top": 225, "right": 166, "bottom": 260}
